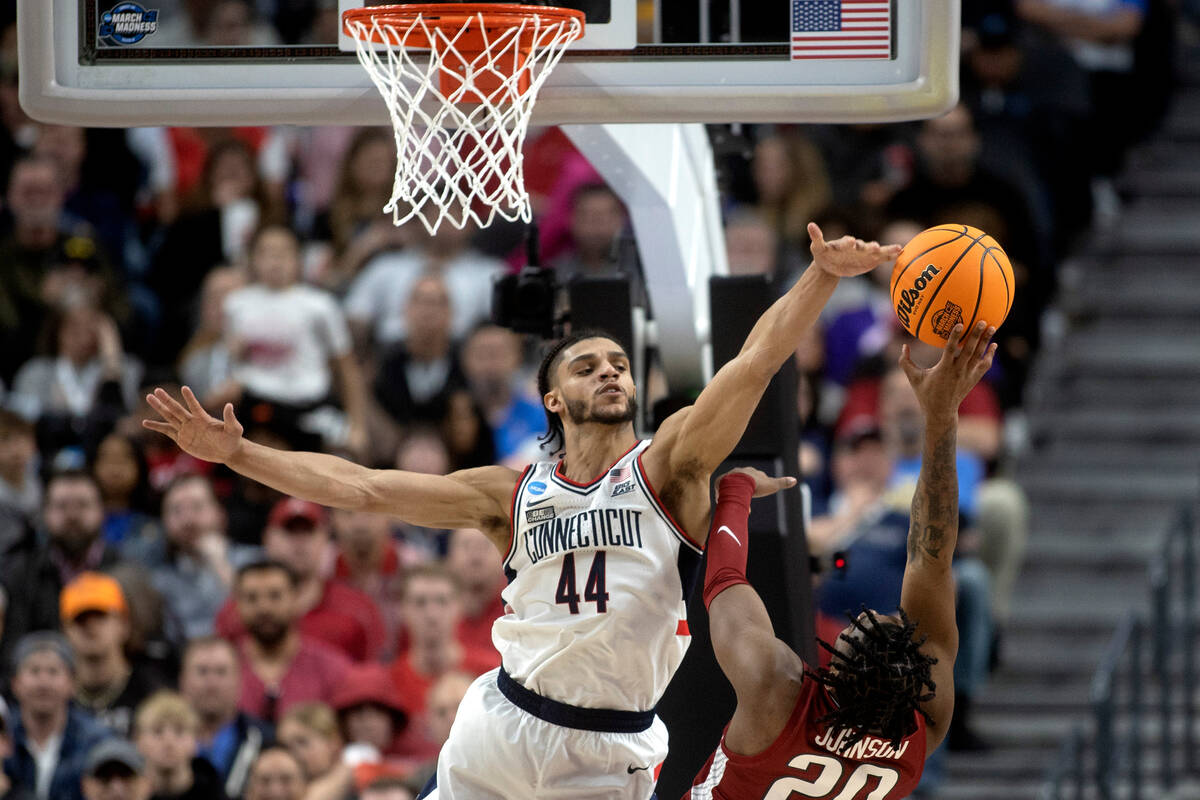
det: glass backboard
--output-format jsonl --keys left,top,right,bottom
{"left": 20, "top": 0, "right": 959, "bottom": 126}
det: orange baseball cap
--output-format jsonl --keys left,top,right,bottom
{"left": 60, "top": 572, "right": 128, "bottom": 621}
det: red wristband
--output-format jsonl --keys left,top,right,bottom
{"left": 702, "top": 473, "right": 756, "bottom": 609}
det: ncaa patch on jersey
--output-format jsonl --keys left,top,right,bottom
{"left": 527, "top": 481, "right": 547, "bottom": 496}
{"left": 526, "top": 506, "right": 557, "bottom": 524}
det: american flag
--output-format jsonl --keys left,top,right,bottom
{"left": 791, "top": 0, "right": 892, "bottom": 61}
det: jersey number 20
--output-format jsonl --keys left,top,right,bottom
{"left": 556, "top": 551, "right": 609, "bottom": 614}
{"left": 763, "top": 754, "right": 899, "bottom": 800}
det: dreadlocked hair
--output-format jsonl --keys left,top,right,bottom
{"left": 535, "top": 328, "right": 627, "bottom": 456}
{"left": 804, "top": 606, "right": 938, "bottom": 749}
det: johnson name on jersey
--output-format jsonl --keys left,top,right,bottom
{"left": 689, "top": 678, "right": 927, "bottom": 800}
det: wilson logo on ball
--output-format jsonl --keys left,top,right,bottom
{"left": 894, "top": 264, "right": 939, "bottom": 328}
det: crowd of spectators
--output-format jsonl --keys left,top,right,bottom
{"left": 0, "top": 0, "right": 1184, "bottom": 798}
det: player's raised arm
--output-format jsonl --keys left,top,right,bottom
{"left": 897, "top": 321, "right": 996, "bottom": 750}
{"left": 659, "top": 224, "right": 901, "bottom": 476}
{"left": 703, "top": 468, "right": 808, "bottom": 755}
{"left": 143, "top": 387, "right": 518, "bottom": 538}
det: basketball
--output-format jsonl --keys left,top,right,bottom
{"left": 889, "top": 224, "right": 1015, "bottom": 348}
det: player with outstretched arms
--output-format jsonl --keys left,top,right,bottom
{"left": 143, "top": 223, "right": 901, "bottom": 800}
{"left": 689, "top": 320, "right": 996, "bottom": 800}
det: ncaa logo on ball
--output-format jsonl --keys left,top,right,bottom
{"left": 895, "top": 264, "right": 940, "bottom": 329}
{"left": 99, "top": 3, "right": 160, "bottom": 46}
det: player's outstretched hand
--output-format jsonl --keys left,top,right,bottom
{"left": 143, "top": 386, "right": 245, "bottom": 464}
{"left": 716, "top": 466, "right": 797, "bottom": 500}
{"left": 808, "top": 221, "right": 903, "bottom": 279}
{"left": 899, "top": 321, "right": 997, "bottom": 421}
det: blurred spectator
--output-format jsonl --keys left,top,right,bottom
{"left": 0, "top": 471, "right": 125, "bottom": 671}
{"left": 388, "top": 566, "right": 495, "bottom": 733}
{"left": 0, "top": 158, "right": 115, "bottom": 382}
{"left": 360, "top": 777, "right": 414, "bottom": 800}
{"left": 81, "top": 739, "right": 150, "bottom": 800}
{"left": 373, "top": 275, "right": 467, "bottom": 434}
{"left": 437, "top": 390, "right": 495, "bottom": 472}
{"left": 0, "top": 697, "right": 35, "bottom": 800}
{"left": 422, "top": 671, "right": 472, "bottom": 750}
{"left": 459, "top": 325, "right": 543, "bottom": 462}
{"left": 313, "top": 128, "right": 405, "bottom": 289}
{"left": 227, "top": 560, "right": 350, "bottom": 723}
{"left": 329, "top": 509, "right": 405, "bottom": 655}
{"left": 1015, "top": 0, "right": 1150, "bottom": 218}
{"left": 60, "top": 573, "right": 166, "bottom": 738}
{"left": 243, "top": 747, "right": 306, "bottom": 800}
{"left": 330, "top": 664, "right": 410, "bottom": 759}
{"left": 179, "top": 636, "right": 269, "bottom": 800}
{"left": 0, "top": 410, "right": 38, "bottom": 556}
{"left": 275, "top": 703, "right": 349, "bottom": 800}
{"left": 89, "top": 434, "right": 159, "bottom": 550}
{"left": 217, "top": 499, "right": 385, "bottom": 663}
{"left": 31, "top": 126, "right": 131, "bottom": 269}
{"left": 177, "top": 267, "right": 246, "bottom": 407}
{"left": 808, "top": 124, "right": 915, "bottom": 222}
{"left": 133, "top": 474, "right": 260, "bottom": 640}
{"left": 443, "top": 528, "right": 503, "bottom": 666}
{"left": 390, "top": 431, "right": 452, "bottom": 560}
{"left": 4, "top": 632, "right": 111, "bottom": 800}
{"left": 549, "top": 183, "right": 641, "bottom": 306}
{"left": 961, "top": 12, "right": 1093, "bottom": 249}
{"left": 723, "top": 209, "right": 782, "bottom": 279}
{"left": 9, "top": 303, "right": 142, "bottom": 459}
{"left": 750, "top": 132, "right": 832, "bottom": 251}
{"left": 200, "top": 0, "right": 283, "bottom": 47}
{"left": 133, "top": 691, "right": 226, "bottom": 800}
{"left": 343, "top": 222, "right": 504, "bottom": 350}
{"left": 224, "top": 226, "right": 368, "bottom": 456}
{"left": 149, "top": 139, "right": 283, "bottom": 367}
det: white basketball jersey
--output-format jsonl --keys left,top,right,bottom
{"left": 495, "top": 439, "right": 705, "bottom": 711}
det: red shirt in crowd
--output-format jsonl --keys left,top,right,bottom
{"left": 237, "top": 635, "right": 351, "bottom": 723}
{"left": 835, "top": 377, "right": 1001, "bottom": 439}
{"left": 455, "top": 593, "right": 506, "bottom": 665}
{"left": 217, "top": 580, "right": 387, "bottom": 663}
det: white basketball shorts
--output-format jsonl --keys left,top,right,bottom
{"left": 416, "top": 667, "right": 669, "bottom": 800}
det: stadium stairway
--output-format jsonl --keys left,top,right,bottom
{"left": 931, "top": 43, "right": 1200, "bottom": 800}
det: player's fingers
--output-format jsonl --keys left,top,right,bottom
{"left": 146, "top": 392, "right": 185, "bottom": 425}
{"left": 955, "top": 322, "right": 986, "bottom": 363}
{"left": 899, "top": 344, "right": 922, "bottom": 383}
{"left": 223, "top": 403, "right": 243, "bottom": 435}
{"left": 181, "top": 385, "right": 206, "bottom": 416}
{"left": 883, "top": 243, "right": 903, "bottom": 257}
{"left": 942, "top": 323, "right": 965, "bottom": 356}
{"left": 973, "top": 326, "right": 996, "bottom": 361}
{"left": 141, "top": 419, "right": 176, "bottom": 436}
{"left": 155, "top": 388, "right": 192, "bottom": 420}
{"left": 808, "top": 222, "right": 825, "bottom": 250}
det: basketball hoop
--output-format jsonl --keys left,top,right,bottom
{"left": 343, "top": 4, "right": 585, "bottom": 234}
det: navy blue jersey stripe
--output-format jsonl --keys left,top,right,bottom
{"left": 632, "top": 455, "right": 704, "bottom": 555}
{"left": 677, "top": 546, "right": 704, "bottom": 601}
{"left": 504, "top": 465, "right": 536, "bottom": 571}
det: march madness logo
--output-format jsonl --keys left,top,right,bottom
{"left": 931, "top": 300, "right": 964, "bottom": 340}
{"left": 99, "top": 3, "right": 159, "bottom": 46}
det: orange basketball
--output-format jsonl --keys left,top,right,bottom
{"left": 889, "top": 224, "right": 1014, "bottom": 348}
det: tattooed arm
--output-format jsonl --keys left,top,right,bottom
{"left": 897, "top": 321, "right": 997, "bottom": 751}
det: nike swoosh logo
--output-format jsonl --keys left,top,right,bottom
{"left": 627, "top": 765, "right": 650, "bottom": 774}
{"left": 526, "top": 496, "right": 555, "bottom": 508}
{"left": 717, "top": 525, "right": 741, "bottom": 546}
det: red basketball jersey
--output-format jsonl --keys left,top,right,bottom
{"left": 686, "top": 677, "right": 926, "bottom": 800}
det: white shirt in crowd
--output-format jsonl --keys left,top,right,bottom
{"left": 343, "top": 248, "right": 505, "bottom": 346}
{"left": 28, "top": 730, "right": 63, "bottom": 800}
{"left": 224, "top": 283, "right": 352, "bottom": 406}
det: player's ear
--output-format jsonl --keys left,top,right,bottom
{"left": 544, "top": 389, "right": 562, "bottom": 414}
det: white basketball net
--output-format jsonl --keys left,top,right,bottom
{"left": 346, "top": 8, "right": 584, "bottom": 235}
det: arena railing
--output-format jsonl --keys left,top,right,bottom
{"left": 1040, "top": 503, "right": 1197, "bottom": 800}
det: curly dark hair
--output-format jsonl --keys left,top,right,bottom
{"left": 534, "top": 328, "right": 627, "bottom": 456}
{"left": 805, "top": 606, "right": 938, "bottom": 748}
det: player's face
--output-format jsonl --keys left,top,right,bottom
{"left": 548, "top": 338, "right": 637, "bottom": 430}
